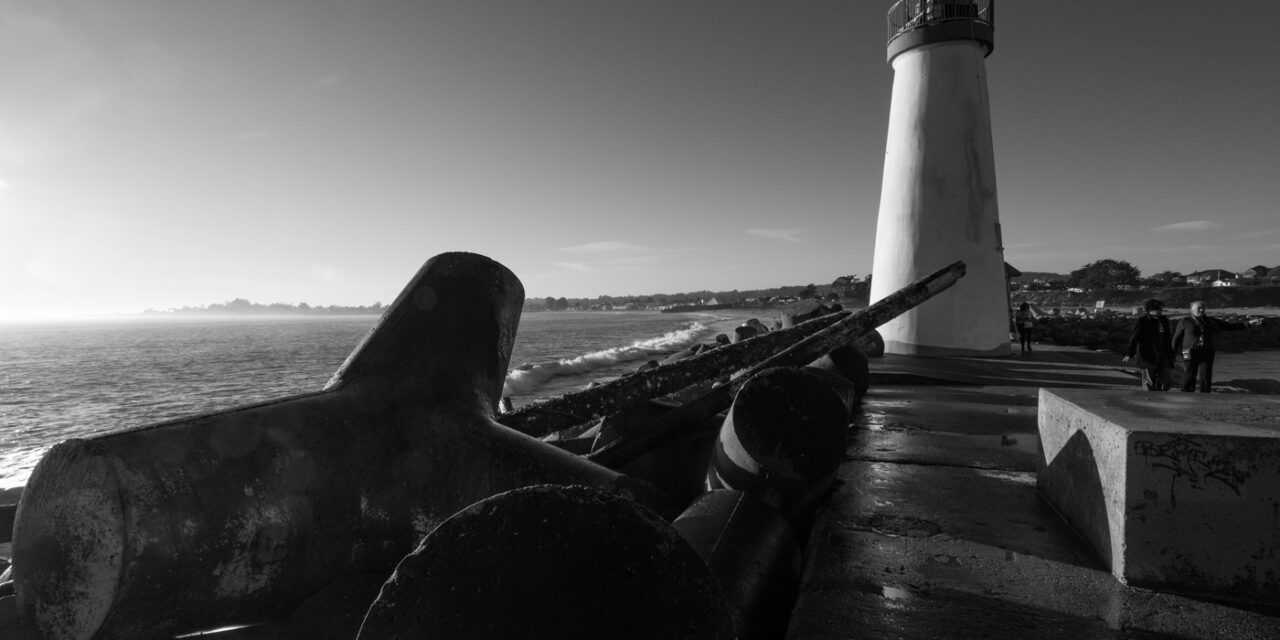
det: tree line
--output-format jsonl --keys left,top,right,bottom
{"left": 523, "top": 275, "right": 874, "bottom": 312}
{"left": 1039, "top": 259, "right": 1280, "bottom": 291}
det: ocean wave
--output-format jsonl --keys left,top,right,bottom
{"left": 502, "top": 322, "right": 709, "bottom": 397}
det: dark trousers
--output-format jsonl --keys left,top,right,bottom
{"left": 1017, "top": 327, "right": 1032, "bottom": 351}
{"left": 1181, "top": 350, "right": 1215, "bottom": 392}
{"left": 1141, "top": 365, "right": 1173, "bottom": 391}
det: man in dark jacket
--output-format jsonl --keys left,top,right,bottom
{"left": 1171, "top": 300, "right": 1249, "bottom": 392}
{"left": 1122, "top": 298, "right": 1173, "bottom": 390}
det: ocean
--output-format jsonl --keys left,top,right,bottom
{"left": 0, "top": 310, "right": 763, "bottom": 491}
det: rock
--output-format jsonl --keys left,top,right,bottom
{"left": 779, "top": 300, "right": 836, "bottom": 329}
{"left": 744, "top": 318, "right": 770, "bottom": 334}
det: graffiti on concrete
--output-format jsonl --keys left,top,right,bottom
{"left": 1134, "top": 436, "right": 1250, "bottom": 505}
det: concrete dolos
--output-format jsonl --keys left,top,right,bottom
{"left": 495, "top": 261, "right": 955, "bottom": 440}
{"left": 356, "top": 485, "right": 735, "bottom": 640}
{"left": 708, "top": 367, "right": 850, "bottom": 519}
{"left": 671, "top": 490, "right": 801, "bottom": 640}
{"left": 586, "top": 261, "right": 965, "bottom": 471}
{"left": 11, "top": 252, "right": 666, "bottom": 640}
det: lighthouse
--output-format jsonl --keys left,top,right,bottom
{"left": 869, "top": 1, "right": 1010, "bottom": 356}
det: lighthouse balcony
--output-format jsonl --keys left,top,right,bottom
{"left": 887, "top": 0, "right": 994, "bottom": 61}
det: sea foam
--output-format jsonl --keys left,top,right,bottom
{"left": 502, "top": 321, "right": 708, "bottom": 397}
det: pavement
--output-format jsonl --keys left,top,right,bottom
{"left": 787, "top": 344, "right": 1280, "bottom": 639}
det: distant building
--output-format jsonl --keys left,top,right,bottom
{"left": 1186, "top": 269, "right": 1236, "bottom": 285}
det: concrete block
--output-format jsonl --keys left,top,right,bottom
{"left": 1036, "top": 388, "right": 1280, "bottom": 607}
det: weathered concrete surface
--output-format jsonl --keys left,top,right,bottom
{"left": 673, "top": 490, "right": 801, "bottom": 640}
{"left": 789, "top": 345, "right": 1280, "bottom": 639}
{"left": 356, "top": 485, "right": 733, "bottom": 640}
{"left": 1037, "top": 388, "right": 1280, "bottom": 607}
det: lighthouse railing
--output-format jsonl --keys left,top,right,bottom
{"left": 887, "top": 0, "right": 994, "bottom": 45}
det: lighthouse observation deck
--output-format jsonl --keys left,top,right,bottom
{"left": 886, "top": 0, "right": 994, "bottom": 62}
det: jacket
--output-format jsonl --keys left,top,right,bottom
{"left": 1171, "top": 315, "right": 1246, "bottom": 356}
{"left": 1125, "top": 314, "right": 1173, "bottom": 366}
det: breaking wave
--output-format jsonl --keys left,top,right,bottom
{"left": 502, "top": 321, "right": 709, "bottom": 397}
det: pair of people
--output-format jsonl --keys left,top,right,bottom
{"left": 1123, "top": 300, "right": 1251, "bottom": 392}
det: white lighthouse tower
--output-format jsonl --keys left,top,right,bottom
{"left": 869, "top": 1, "right": 1010, "bottom": 356}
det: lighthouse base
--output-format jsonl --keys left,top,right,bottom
{"left": 882, "top": 339, "right": 1012, "bottom": 358}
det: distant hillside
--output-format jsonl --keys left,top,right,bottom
{"left": 145, "top": 299, "right": 385, "bottom": 316}
{"left": 1010, "top": 271, "right": 1068, "bottom": 282}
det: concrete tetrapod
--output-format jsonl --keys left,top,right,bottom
{"left": 780, "top": 301, "right": 882, "bottom": 359}
{"left": 708, "top": 367, "right": 850, "bottom": 519}
{"left": 11, "top": 252, "right": 666, "bottom": 640}
{"left": 504, "top": 261, "right": 964, "bottom": 444}
{"left": 807, "top": 345, "right": 870, "bottom": 404}
{"left": 799, "top": 366, "right": 861, "bottom": 416}
{"left": 586, "top": 261, "right": 964, "bottom": 474}
{"left": 355, "top": 484, "right": 735, "bottom": 640}
{"left": 594, "top": 399, "right": 722, "bottom": 509}
{"left": 671, "top": 489, "right": 802, "bottom": 640}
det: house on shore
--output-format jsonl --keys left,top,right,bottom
{"left": 1186, "top": 269, "right": 1237, "bottom": 287}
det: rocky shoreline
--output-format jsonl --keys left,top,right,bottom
{"left": 1015, "top": 284, "right": 1280, "bottom": 311}
{"left": 1027, "top": 311, "right": 1280, "bottom": 355}
{"left": 1021, "top": 311, "right": 1280, "bottom": 395}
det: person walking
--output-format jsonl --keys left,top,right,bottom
{"left": 1121, "top": 298, "right": 1174, "bottom": 390}
{"left": 1013, "top": 302, "right": 1035, "bottom": 353}
{"left": 1171, "top": 300, "right": 1250, "bottom": 392}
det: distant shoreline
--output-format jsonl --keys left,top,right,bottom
{"left": 0, "top": 313, "right": 381, "bottom": 327}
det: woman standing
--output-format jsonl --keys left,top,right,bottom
{"left": 1014, "top": 303, "right": 1035, "bottom": 353}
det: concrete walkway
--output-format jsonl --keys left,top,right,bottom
{"left": 788, "top": 345, "right": 1280, "bottom": 639}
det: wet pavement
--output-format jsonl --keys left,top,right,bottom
{"left": 788, "top": 345, "right": 1280, "bottom": 639}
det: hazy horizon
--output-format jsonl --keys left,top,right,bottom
{"left": 7, "top": 259, "right": 1278, "bottom": 324}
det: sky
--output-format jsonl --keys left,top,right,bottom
{"left": 2, "top": 1, "right": 1279, "bottom": 320}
